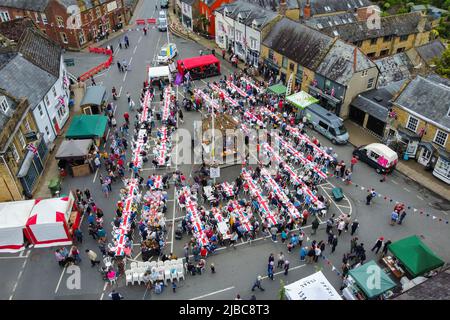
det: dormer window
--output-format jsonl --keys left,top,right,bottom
{"left": 0, "top": 96, "right": 9, "bottom": 113}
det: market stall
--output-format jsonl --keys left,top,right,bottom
{"left": 0, "top": 200, "right": 35, "bottom": 253}
{"left": 286, "top": 91, "right": 319, "bottom": 110}
{"left": 25, "top": 192, "right": 80, "bottom": 248}
{"left": 267, "top": 83, "right": 287, "bottom": 96}
{"left": 55, "top": 139, "right": 96, "bottom": 177}
{"left": 65, "top": 115, "right": 108, "bottom": 146}
{"left": 148, "top": 65, "right": 172, "bottom": 85}
{"left": 80, "top": 85, "right": 106, "bottom": 115}
{"left": 343, "top": 260, "right": 397, "bottom": 300}
{"left": 387, "top": 235, "right": 445, "bottom": 278}
{"left": 285, "top": 271, "right": 342, "bottom": 300}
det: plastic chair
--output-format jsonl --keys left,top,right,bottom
{"left": 164, "top": 260, "right": 172, "bottom": 267}
{"left": 156, "top": 267, "right": 165, "bottom": 281}
{"left": 132, "top": 268, "right": 140, "bottom": 285}
{"left": 157, "top": 261, "right": 164, "bottom": 267}
{"left": 176, "top": 264, "right": 185, "bottom": 281}
{"left": 176, "top": 258, "right": 184, "bottom": 265}
{"left": 149, "top": 261, "right": 157, "bottom": 269}
{"left": 137, "top": 261, "right": 145, "bottom": 268}
{"left": 130, "top": 262, "right": 138, "bottom": 269}
{"left": 143, "top": 261, "right": 151, "bottom": 270}
{"left": 164, "top": 266, "right": 172, "bottom": 283}
{"left": 125, "top": 270, "right": 133, "bottom": 286}
{"left": 170, "top": 268, "right": 178, "bottom": 282}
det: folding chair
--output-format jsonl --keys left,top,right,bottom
{"left": 132, "top": 268, "right": 140, "bottom": 285}
{"left": 164, "top": 266, "right": 172, "bottom": 283}
{"left": 176, "top": 264, "right": 185, "bottom": 281}
{"left": 125, "top": 270, "right": 133, "bottom": 286}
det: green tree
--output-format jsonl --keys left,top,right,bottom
{"left": 434, "top": 46, "right": 450, "bottom": 78}
{"left": 278, "top": 280, "right": 286, "bottom": 300}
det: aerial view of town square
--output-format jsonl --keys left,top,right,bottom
{"left": 0, "top": 0, "right": 449, "bottom": 305}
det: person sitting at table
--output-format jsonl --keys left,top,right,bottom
{"left": 196, "top": 259, "right": 206, "bottom": 274}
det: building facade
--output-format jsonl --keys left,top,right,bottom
{"left": 387, "top": 75, "right": 450, "bottom": 184}
{"left": 0, "top": 19, "right": 70, "bottom": 145}
{"left": 197, "top": 0, "right": 234, "bottom": 36}
{"left": 0, "top": 0, "right": 128, "bottom": 50}
{"left": 215, "top": 1, "right": 280, "bottom": 66}
{"left": 320, "top": 12, "right": 432, "bottom": 59}
{"left": 180, "top": 0, "right": 198, "bottom": 31}
{"left": 261, "top": 17, "right": 378, "bottom": 118}
{"left": 0, "top": 89, "right": 48, "bottom": 201}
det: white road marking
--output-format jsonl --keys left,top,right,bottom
{"left": 99, "top": 282, "right": 108, "bottom": 300}
{"left": 0, "top": 256, "right": 28, "bottom": 260}
{"left": 118, "top": 86, "right": 123, "bottom": 98}
{"left": 189, "top": 286, "right": 235, "bottom": 300}
{"left": 54, "top": 266, "right": 67, "bottom": 294}
{"left": 261, "top": 264, "right": 306, "bottom": 280}
{"left": 403, "top": 187, "right": 411, "bottom": 193}
{"left": 93, "top": 168, "right": 99, "bottom": 183}
{"left": 133, "top": 252, "right": 142, "bottom": 260}
{"left": 133, "top": 45, "right": 138, "bottom": 54}
{"left": 417, "top": 195, "right": 424, "bottom": 200}
{"left": 138, "top": 36, "right": 142, "bottom": 43}
{"left": 129, "top": 56, "right": 133, "bottom": 65}
{"left": 392, "top": 180, "right": 399, "bottom": 185}
{"left": 123, "top": 70, "right": 128, "bottom": 82}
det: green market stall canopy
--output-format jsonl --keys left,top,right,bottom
{"left": 388, "top": 235, "right": 445, "bottom": 277}
{"left": 66, "top": 115, "right": 107, "bottom": 140}
{"left": 267, "top": 83, "right": 287, "bottom": 96}
{"left": 286, "top": 91, "right": 320, "bottom": 109}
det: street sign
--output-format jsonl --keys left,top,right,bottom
{"left": 210, "top": 167, "right": 220, "bottom": 178}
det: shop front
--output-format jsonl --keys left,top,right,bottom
{"left": 433, "top": 148, "right": 450, "bottom": 184}
{"left": 308, "top": 84, "right": 342, "bottom": 116}
{"left": 17, "top": 138, "right": 48, "bottom": 197}
{"left": 395, "top": 126, "right": 420, "bottom": 159}
{"left": 262, "top": 59, "right": 280, "bottom": 80}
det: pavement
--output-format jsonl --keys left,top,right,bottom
{"left": 345, "top": 120, "right": 450, "bottom": 202}
{"left": 0, "top": 0, "right": 449, "bottom": 301}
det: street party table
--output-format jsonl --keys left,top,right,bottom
{"left": 240, "top": 76, "right": 264, "bottom": 94}
{"left": 244, "top": 111, "right": 266, "bottom": 128}
{"left": 152, "top": 175, "right": 163, "bottom": 190}
{"left": 221, "top": 182, "right": 235, "bottom": 197}
{"left": 260, "top": 168, "right": 301, "bottom": 219}
{"left": 229, "top": 200, "right": 253, "bottom": 232}
{"left": 210, "top": 83, "right": 239, "bottom": 107}
{"left": 286, "top": 125, "right": 333, "bottom": 161}
{"left": 179, "top": 187, "right": 209, "bottom": 247}
{"left": 241, "top": 168, "right": 278, "bottom": 226}
{"left": 162, "top": 86, "right": 173, "bottom": 122}
{"left": 195, "top": 88, "right": 220, "bottom": 111}
{"left": 211, "top": 207, "right": 231, "bottom": 239}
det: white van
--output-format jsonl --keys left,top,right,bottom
{"left": 353, "top": 143, "right": 398, "bottom": 174}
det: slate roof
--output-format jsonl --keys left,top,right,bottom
{"left": 17, "top": 28, "right": 61, "bottom": 77}
{"left": 375, "top": 53, "right": 413, "bottom": 87}
{"left": 180, "top": 0, "right": 197, "bottom": 5}
{"left": 0, "top": 0, "right": 50, "bottom": 11}
{"left": 394, "top": 75, "right": 450, "bottom": 130}
{"left": 414, "top": 39, "right": 446, "bottom": 64}
{"left": 320, "top": 12, "right": 432, "bottom": 43}
{"left": 263, "top": 17, "right": 334, "bottom": 70}
{"left": 0, "top": 54, "right": 57, "bottom": 111}
{"left": 59, "top": 0, "right": 109, "bottom": 10}
{"left": 241, "top": 0, "right": 299, "bottom": 10}
{"left": 303, "top": 12, "right": 357, "bottom": 30}
{"left": 216, "top": 1, "right": 279, "bottom": 28}
{"left": 394, "top": 267, "right": 450, "bottom": 300}
{"left": 316, "top": 39, "right": 376, "bottom": 86}
{"left": 351, "top": 84, "right": 401, "bottom": 121}
{"left": 298, "top": 0, "right": 373, "bottom": 16}
{"left": 0, "top": 18, "right": 36, "bottom": 43}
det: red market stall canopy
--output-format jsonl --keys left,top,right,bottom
{"left": 177, "top": 55, "right": 220, "bottom": 75}
{"left": 0, "top": 200, "right": 35, "bottom": 253}
{"left": 25, "top": 193, "right": 80, "bottom": 248}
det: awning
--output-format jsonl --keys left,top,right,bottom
{"left": 80, "top": 85, "right": 106, "bottom": 107}
{"left": 66, "top": 115, "right": 107, "bottom": 139}
{"left": 17, "top": 151, "right": 35, "bottom": 178}
{"left": 388, "top": 235, "right": 445, "bottom": 277}
{"left": 418, "top": 142, "right": 436, "bottom": 153}
{"left": 267, "top": 84, "right": 287, "bottom": 95}
{"left": 148, "top": 66, "right": 171, "bottom": 79}
{"left": 286, "top": 91, "right": 319, "bottom": 109}
{"left": 55, "top": 139, "right": 93, "bottom": 159}
{"left": 348, "top": 260, "right": 397, "bottom": 298}
{"left": 351, "top": 95, "right": 389, "bottom": 122}
{"left": 397, "top": 126, "right": 420, "bottom": 141}
{"left": 285, "top": 271, "right": 342, "bottom": 300}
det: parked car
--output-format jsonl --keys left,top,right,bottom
{"left": 158, "top": 17, "right": 167, "bottom": 31}
{"left": 159, "top": 10, "right": 167, "bottom": 19}
{"left": 160, "top": 0, "right": 169, "bottom": 8}
{"left": 157, "top": 43, "right": 178, "bottom": 64}
{"left": 304, "top": 104, "right": 349, "bottom": 144}
{"left": 352, "top": 143, "right": 398, "bottom": 174}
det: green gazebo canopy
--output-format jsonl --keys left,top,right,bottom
{"left": 388, "top": 235, "right": 445, "bottom": 277}
{"left": 267, "top": 83, "right": 287, "bottom": 95}
{"left": 66, "top": 115, "right": 107, "bottom": 139}
{"left": 286, "top": 91, "right": 319, "bottom": 109}
{"left": 348, "top": 260, "right": 397, "bottom": 299}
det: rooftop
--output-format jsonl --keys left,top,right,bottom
{"left": 375, "top": 53, "right": 413, "bottom": 87}
{"left": 0, "top": 0, "right": 49, "bottom": 11}
{"left": 394, "top": 75, "right": 450, "bottom": 130}
{"left": 303, "top": 12, "right": 357, "bottom": 30}
{"left": 298, "top": 0, "right": 373, "bottom": 16}
{"left": 414, "top": 39, "right": 446, "bottom": 64}
{"left": 240, "top": 0, "right": 300, "bottom": 10}
{"left": 0, "top": 17, "right": 37, "bottom": 43}
{"left": 320, "top": 12, "right": 432, "bottom": 43}
{"left": 263, "top": 17, "right": 334, "bottom": 71}
{"left": 316, "top": 39, "right": 376, "bottom": 86}
{"left": 394, "top": 267, "right": 450, "bottom": 300}
{"left": 216, "top": 1, "right": 279, "bottom": 28}
{"left": 0, "top": 88, "right": 20, "bottom": 134}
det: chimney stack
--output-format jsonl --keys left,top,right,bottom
{"left": 353, "top": 47, "right": 358, "bottom": 73}
{"left": 303, "top": 0, "right": 311, "bottom": 20}
{"left": 279, "top": 0, "right": 287, "bottom": 16}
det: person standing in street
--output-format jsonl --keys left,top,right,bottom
{"left": 326, "top": 215, "right": 335, "bottom": 234}
{"left": 390, "top": 210, "right": 399, "bottom": 226}
{"left": 337, "top": 220, "right": 345, "bottom": 236}
{"left": 277, "top": 252, "right": 285, "bottom": 269}
{"left": 371, "top": 237, "right": 384, "bottom": 254}
{"left": 366, "top": 189, "right": 376, "bottom": 205}
{"left": 311, "top": 218, "right": 319, "bottom": 235}
{"left": 267, "top": 261, "right": 274, "bottom": 280}
{"left": 397, "top": 211, "right": 407, "bottom": 225}
{"left": 251, "top": 275, "right": 265, "bottom": 291}
{"left": 350, "top": 155, "right": 358, "bottom": 171}
{"left": 331, "top": 235, "right": 338, "bottom": 253}
{"left": 270, "top": 226, "right": 278, "bottom": 242}
{"left": 85, "top": 249, "right": 101, "bottom": 267}
{"left": 382, "top": 239, "right": 392, "bottom": 256}
{"left": 117, "top": 61, "right": 121, "bottom": 72}
{"left": 350, "top": 219, "right": 359, "bottom": 235}
{"left": 283, "top": 259, "right": 290, "bottom": 275}
{"left": 350, "top": 237, "right": 358, "bottom": 253}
